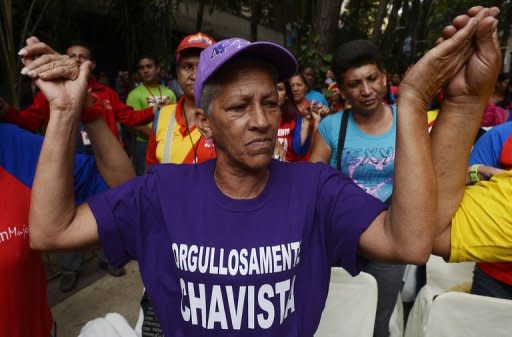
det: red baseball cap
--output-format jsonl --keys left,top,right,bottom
{"left": 176, "top": 32, "right": 215, "bottom": 63}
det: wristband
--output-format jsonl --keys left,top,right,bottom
{"left": 469, "top": 164, "right": 481, "bottom": 184}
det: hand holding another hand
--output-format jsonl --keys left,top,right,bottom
{"left": 20, "top": 37, "right": 79, "bottom": 82}
{"left": 441, "top": 6, "right": 501, "bottom": 106}
{"left": 273, "top": 140, "right": 287, "bottom": 161}
{"left": 477, "top": 165, "right": 506, "bottom": 182}
{"left": 399, "top": 7, "right": 498, "bottom": 109}
{"left": 19, "top": 36, "right": 91, "bottom": 115}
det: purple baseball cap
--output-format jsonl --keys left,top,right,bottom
{"left": 194, "top": 37, "right": 298, "bottom": 108}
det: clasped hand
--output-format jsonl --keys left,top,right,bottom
{"left": 19, "top": 36, "right": 91, "bottom": 114}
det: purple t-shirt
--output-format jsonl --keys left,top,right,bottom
{"left": 88, "top": 160, "right": 385, "bottom": 336}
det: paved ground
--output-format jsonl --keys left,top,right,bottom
{"left": 50, "top": 261, "right": 143, "bottom": 337}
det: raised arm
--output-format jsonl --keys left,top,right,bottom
{"left": 113, "top": 92, "right": 155, "bottom": 127}
{"left": 310, "top": 129, "right": 332, "bottom": 163}
{"left": 429, "top": 7, "right": 501, "bottom": 258}
{"left": 358, "top": 9, "right": 490, "bottom": 264}
{"left": 84, "top": 118, "right": 136, "bottom": 187}
{"left": 20, "top": 38, "right": 101, "bottom": 250}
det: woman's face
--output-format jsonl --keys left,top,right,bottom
{"left": 206, "top": 64, "right": 281, "bottom": 171}
{"left": 289, "top": 75, "right": 307, "bottom": 104}
{"left": 277, "top": 82, "right": 286, "bottom": 107}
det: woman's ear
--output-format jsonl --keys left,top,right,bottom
{"left": 195, "top": 108, "right": 212, "bottom": 138}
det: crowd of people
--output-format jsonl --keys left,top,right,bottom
{"left": 0, "top": 5, "right": 511, "bottom": 337}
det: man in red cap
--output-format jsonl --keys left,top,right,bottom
{"left": 146, "top": 32, "right": 216, "bottom": 166}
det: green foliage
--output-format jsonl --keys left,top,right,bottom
{"left": 0, "top": 0, "right": 56, "bottom": 105}
{"left": 427, "top": 0, "right": 508, "bottom": 49}
{"left": 1, "top": 0, "right": 180, "bottom": 105}
{"left": 338, "top": 0, "right": 378, "bottom": 41}
{"left": 2, "top": 0, "right": 512, "bottom": 103}
{"left": 294, "top": 22, "right": 333, "bottom": 87}
{"left": 332, "top": 0, "right": 512, "bottom": 74}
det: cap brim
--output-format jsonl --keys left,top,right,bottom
{"left": 176, "top": 42, "right": 210, "bottom": 54}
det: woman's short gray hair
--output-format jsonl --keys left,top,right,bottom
{"left": 199, "top": 55, "right": 278, "bottom": 116}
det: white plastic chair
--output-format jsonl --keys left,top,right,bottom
{"left": 314, "top": 268, "right": 378, "bottom": 337}
{"left": 134, "top": 307, "right": 143, "bottom": 337}
{"left": 425, "top": 292, "right": 512, "bottom": 337}
{"left": 78, "top": 313, "right": 138, "bottom": 337}
{"left": 426, "top": 255, "right": 475, "bottom": 292}
{"left": 389, "top": 291, "right": 404, "bottom": 337}
{"left": 404, "top": 255, "right": 476, "bottom": 337}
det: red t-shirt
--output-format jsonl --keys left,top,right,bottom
{"left": 277, "top": 117, "right": 298, "bottom": 162}
{"left": 0, "top": 167, "right": 52, "bottom": 337}
{"left": 479, "top": 263, "right": 512, "bottom": 285}
{"left": 3, "top": 79, "right": 154, "bottom": 139}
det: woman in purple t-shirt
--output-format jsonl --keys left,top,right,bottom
{"left": 26, "top": 7, "right": 501, "bottom": 336}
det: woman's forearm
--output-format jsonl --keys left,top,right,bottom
{"left": 430, "top": 100, "right": 490, "bottom": 234}
{"left": 300, "top": 118, "right": 310, "bottom": 146}
{"left": 386, "top": 95, "right": 437, "bottom": 260}
{"left": 85, "top": 119, "right": 135, "bottom": 187}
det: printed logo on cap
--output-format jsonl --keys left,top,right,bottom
{"left": 210, "top": 39, "right": 248, "bottom": 60}
{"left": 187, "top": 33, "right": 213, "bottom": 45}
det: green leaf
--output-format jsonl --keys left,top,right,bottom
{"left": 323, "top": 54, "right": 333, "bottom": 63}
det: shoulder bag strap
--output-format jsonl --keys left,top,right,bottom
{"left": 336, "top": 110, "right": 350, "bottom": 171}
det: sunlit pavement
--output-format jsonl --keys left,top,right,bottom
{"left": 50, "top": 261, "right": 143, "bottom": 337}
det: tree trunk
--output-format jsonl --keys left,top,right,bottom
{"left": 351, "top": 0, "right": 364, "bottom": 26}
{"left": 415, "top": 0, "right": 432, "bottom": 56}
{"left": 398, "top": 0, "right": 409, "bottom": 29}
{"left": 390, "top": 0, "right": 408, "bottom": 71}
{"left": 250, "top": 0, "right": 262, "bottom": 41}
{"left": 314, "top": 0, "right": 343, "bottom": 56}
{"left": 406, "top": 0, "right": 420, "bottom": 63}
{"left": 302, "top": 0, "right": 315, "bottom": 27}
{"left": 371, "top": 0, "right": 389, "bottom": 42}
{"left": 500, "top": 1, "right": 512, "bottom": 53}
{"left": 195, "top": 0, "right": 207, "bottom": 32}
{"left": 382, "top": 0, "right": 402, "bottom": 48}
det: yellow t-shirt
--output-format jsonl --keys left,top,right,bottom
{"left": 449, "top": 170, "right": 512, "bottom": 262}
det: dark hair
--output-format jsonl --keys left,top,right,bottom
{"left": 136, "top": 55, "right": 160, "bottom": 69}
{"left": 299, "top": 64, "right": 314, "bottom": 73}
{"left": 334, "top": 40, "right": 384, "bottom": 81}
{"left": 66, "top": 40, "right": 95, "bottom": 60}
{"left": 288, "top": 73, "right": 308, "bottom": 86}
{"left": 280, "top": 81, "right": 299, "bottom": 122}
